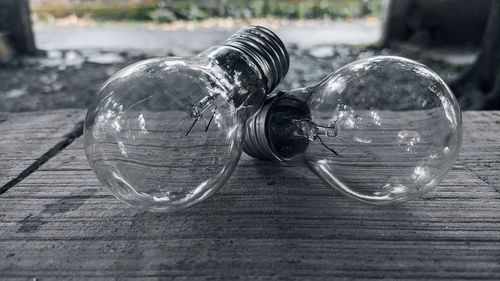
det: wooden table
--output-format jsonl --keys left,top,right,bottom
{"left": 0, "top": 110, "right": 499, "bottom": 280}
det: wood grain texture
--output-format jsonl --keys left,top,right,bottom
{"left": 0, "top": 110, "right": 84, "bottom": 190}
{"left": 0, "top": 111, "right": 500, "bottom": 280}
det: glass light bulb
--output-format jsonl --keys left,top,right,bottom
{"left": 245, "top": 56, "right": 462, "bottom": 204}
{"left": 84, "top": 26, "right": 289, "bottom": 211}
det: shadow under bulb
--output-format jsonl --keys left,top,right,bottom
{"left": 244, "top": 56, "right": 462, "bottom": 204}
{"left": 83, "top": 26, "right": 289, "bottom": 211}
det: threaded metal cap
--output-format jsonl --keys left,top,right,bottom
{"left": 224, "top": 25, "right": 289, "bottom": 93}
{"left": 243, "top": 92, "right": 282, "bottom": 161}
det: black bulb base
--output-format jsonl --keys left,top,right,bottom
{"left": 243, "top": 93, "right": 279, "bottom": 161}
{"left": 244, "top": 90, "right": 312, "bottom": 161}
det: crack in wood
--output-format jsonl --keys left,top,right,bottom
{"left": 0, "top": 120, "right": 84, "bottom": 196}
{"left": 462, "top": 162, "right": 500, "bottom": 193}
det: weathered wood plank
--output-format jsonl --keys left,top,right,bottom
{"left": 0, "top": 110, "right": 84, "bottom": 191}
{"left": 0, "top": 111, "right": 500, "bottom": 280}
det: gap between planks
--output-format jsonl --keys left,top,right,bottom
{"left": 0, "top": 120, "right": 84, "bottom": 196}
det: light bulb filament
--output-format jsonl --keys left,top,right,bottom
{"left": 292, "top": 119, "right": 339, "bottom": 156}
{"left": 185, "top": 95, "right": 216, "bottom": 136}
{"left": 187, "top": 95, "right": 214, "bottom": 117}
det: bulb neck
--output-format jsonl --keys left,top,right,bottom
{"left": 224, "top": 26, "right": 289, "bottom": 93}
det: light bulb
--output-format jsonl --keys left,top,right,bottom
{"left": 244, "top": 56, "right": 462, "bottom": 204}
{"left": 84, "top": 26, "right": 289, "bottom": 211}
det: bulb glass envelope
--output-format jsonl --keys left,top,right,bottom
{"left": 84, "top": 26, "right": 289, "bottom": 212}
{"left": 245, "top": 56, "right": 462, "bottom": 204}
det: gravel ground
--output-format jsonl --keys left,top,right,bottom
{"left": 0, "top": 44, "right": 468, "bottom": 113}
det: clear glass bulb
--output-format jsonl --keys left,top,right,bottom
{"left": 84, "top": 26, "right": 289, "bottom": 211}
{"left": 245, "top": 56, "right": 462, "bottom": 204}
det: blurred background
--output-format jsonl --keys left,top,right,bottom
{"left": 0, "top": 0, "right": 498, "bottom": 112}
